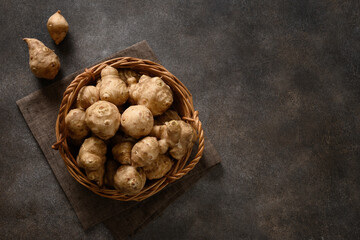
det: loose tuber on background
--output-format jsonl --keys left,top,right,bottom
{"left": 143, "top": 154, "right": 173, "bottom": 180}
{"left": 65, "top": 109, "right": 89, "bottom": 140}
{"left": 76, "top": 85, "right": 100, "bottom": 110}
{"left": 85, "top": 100, "right": 121, "bottom": 140}
{"left": 47, "top": 10, "right": 69, "bottom": 45}
{"left": 23, "top": 38, "right": 60, "bottom": 80}
{"left": 120, "top": 105, "right": 154, "bottom": 139}
{"left": 131, "top": 136, "right": 160, "bottom": 167}
{"left": 127, "top": 75, "right": 173, "bottom": 116}
{"left": 150, "top": 120, "right": 197, "bottom": 160}
{"left": 99, "top": 66, "right": 129, "bottom": 106}
{"left": 113, "top": 165, "right": 146, "bottom": 195}
{"left": 77, "top": 137, "right": 107, "bottom": 186}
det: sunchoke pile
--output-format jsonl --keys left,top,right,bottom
{"left": 24, "top": 38, "right": 60, "bottom": 80}
{"left": 64, "top": 66, "right": 198, "bottom": 195}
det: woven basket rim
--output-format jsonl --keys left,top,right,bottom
{"left": 52, "top": 57, "right": 204, "bottom": 201}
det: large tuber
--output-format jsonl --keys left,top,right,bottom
{"left": 120, "top": 105, "right": 154, "bottom": 139}
{"left": 143, "top": 154, "right": 173, "bottom": 180}
{"left": 131, "top": 136, "right": 159, "bottom": 167}
{"left": 23, "top": 38, "right": 60, "bottom": 80}
{"left": 113, "top": 165, "right": 146, "bottom": 195}
{"left": 99, "top": 66, "right": 129, "bottom": 106}
{"left": 127, "top": 75, "right": 173, "bottom": 116}
{"left": 85, "top": 100, "right": 121, "bottom": 140}
{"left": 150, "top": 120, "right": 197, "bottom": 160}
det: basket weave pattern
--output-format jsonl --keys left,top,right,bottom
{"left": 52, "top": 57, "right": 204, "bottom": 201}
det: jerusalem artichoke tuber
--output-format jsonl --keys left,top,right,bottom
{"left": 150, "top": 120, "right": 197, "bottom": 160}
{"left": 76, "top": 85, "right": 100, "bottom": 110}
{"left": 143, "top": 154, "right": 173, "bottom": 180}
{"left": 99, "top": 66, "right": 129, "bottom": 106}
{"left": 120, "top": 105, "right": 154, "bottom": 139}
{"left": 65, "top": 109, "right": 89, "bottom": 140}
{"left": 113, "top": 165, "right": 146, "bottom": 195}
{"left": 23, "top": 38, "right": 60, "bottom": 80}
{"left": 127, "top": 75, "right": 173, "bottom": 116}
{"left": 47, "top": 10, "right": 69, "bottom": 45}
{"left": 85, "top": 100, "right": 121, "bottom": 140}
{"left": 77, "top": 136, "right": 107, "bottom": 186}
{"left": 131, "top": 136, "right": 159, "bottom": 167}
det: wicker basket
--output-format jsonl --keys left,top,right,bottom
{"left": 52, "top": 57, "right": 204, "bottom": 201}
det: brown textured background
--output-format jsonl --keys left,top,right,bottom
{"left": 1, "top": 0, "right": 360, "bottom": 239}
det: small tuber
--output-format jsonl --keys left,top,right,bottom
{"left": 99, "top": 66, "right": 129, "bottom": 106}
{"left": 76, "top": 85, "right": 100, "bottom": 110}
{"left": 127, "top": 75, "right": 173, "bottom": 116}
{"left": 85, "top": 100, "right": 121, "bottom": 140}
{"left": 77, "top": 136, "right": 107, "bottom": 186}
{"left": 112, "top": 141, "right": 134, "bottom": 165}
{"left": 65, "top": 108, "right": 89, "bottom": 140}
{"left": 143, "top": 154, "right": 174, "bottom": 180}
{"left": 131, "top": 136, "right": 159, "bottom": 167}
{"left": 47, "top": 10, "right": 69, "bottom": 45}
{"left": 154, "top": 109, "right": 181, "bottom": 125}
{"left": 121, "top": 105, "right": 154, "bottom": 139}
{"left": 23, "top": 38, "right": 60, "bottom": 80}
{"left": 113, "top": 165, "right": 146, "bottom": 195}
{"left": 104, "top": 159, "right": 119, "bottom": 187}
{"left": 150, "top": 120, "right": 197, "bottom": 160}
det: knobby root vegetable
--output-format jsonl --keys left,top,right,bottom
{"left": 47, "top": 10, "right": 69, "bottom": 45}
{"left": 112, "top": 141, "right": 134, "bottom": 165}
{"left": 131, "top": 136, "right": 159, "bottom": 167}
{"left": 99, "top": 66, "right": 129, "bottom": 106}
{"left": 104, "top": 160, "right": 119, "bottom": 187}
{"left": 127, "top": 75, "right": 173, "bottom": 116}
{"left": 143, "top": 154, "right": 173, "bottom": 180}
{"left": 23, "top": 38, "right": 60, "bottom": 80}
{"left": 113, "top": 165, "right": 146, "bottom": 195}
{"left": 121, "top": 105, "right": 154, "bottom": 139}
{"left": 77, "top": 137, "right": 107, "bottom": 186}
{"left": 150, "top": 120, "right": 197, "bottom": 160}
{"left": 65, "top": 109, "right": 89, "bottom": 140}
{"left": 76, "top": 85, "right": 100, "bottom": 110}
{"left": 85, "top": 100, "right": 121, "bottom": 140}
{"left": 154, "top": 109, "right": 181, "bottom": 125}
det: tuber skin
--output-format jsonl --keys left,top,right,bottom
{"left": 127, "top": 75, "right": 173, "bottom": 116}
{"left": 154, "top": 109, "right": 181, "bottom": 125}
{"left": 85, "top": 100, "right": 121, "bottom": 140}
{"left": 121, "top": 105, "right": 154, "bottom": 139}
{"left": 118, "top": 68, "right": 139, "bottom": 83}
{"left": 104, "top": 159, "right": 119, "bottom": 187}
{"left": 65, "top": 109, "right": 89, "bottom": 140}
{"left": 23, "top": 38, "right": 60, "bottom": 80}
{"left": 99, "top": 66, "right": 129, "bottom": 106}
{"left": 131, "top": 136, "right": 159, "bottom": 167}
{"left": 112, "top": 141, "right": 134, "bottom": 165}
{"left": 143, "top": 154, "right": 174, "bottom": 180}
{"left": 150, "top": 120, "right": 197, "bottom": 160}
{"left": 113, "top": 165, "right": 146, "bottom": 195}
{"left": 77, "top": 137, "right": 107, "bottom": 186}
{"left": 76, "top": 85, "right": 100, "bottom": 110}
{"left": 47, "top": 10, "right": 69, "bottom": 45}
